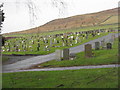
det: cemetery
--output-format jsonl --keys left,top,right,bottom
{"left": 2, "top": 29, "right": 116, "bottom": 56}
{"left": 1, "top": 2, "right": 119, "bottom": 88}
{"left": 2, "top": 28, "right": 119, "bottom": 88}
{"left": 29, "top": 35, "right": 118, "bottom": 69}
{"left": 2, "top": 30, "right": 119, "bottom": 88}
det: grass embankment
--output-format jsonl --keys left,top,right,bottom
{"left": 35, "top": 38, "right": 118, "bottom": 68}
{"left": 2, "top": 32, "right": 109, "bottom": 55}
{"left": 2, "top": 67, "right": 119, "bottom": 88}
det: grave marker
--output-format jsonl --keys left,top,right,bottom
{"left": 101, "top": 40, "right": 106, "bottom": 49}
{"left": 95, "top": 42, "right": 100, "bottom": 50}
{"left": 63, "top": 48, "right": 69, "bottom": 60}
{"left": 85, "top": 44, "right": 92, "bottom": 57}
{"left": 55, "top": 49, "right": 62, "bottom": 61}
{"left": 107, "top": 43, "right": 112, "bottom": 49}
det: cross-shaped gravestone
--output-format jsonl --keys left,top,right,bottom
{"left": 85, "top": 44, "right": 92, "bottom": 58}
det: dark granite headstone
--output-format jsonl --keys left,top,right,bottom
{"left": 85, "top": 44, "right": 92, "bottom": 58}
{"left": 107, "top": 43, "right": 112, "bottom": 49}
{"left": 63, "top": 48, "right": 69, "bottom": 60}
{"left": 95, "top": 42, "right": 100, "bottom": 50}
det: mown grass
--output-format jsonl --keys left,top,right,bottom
{"left": 2, "top": 67, "right": 119, "bottom": 88}
{"left": 37, "top": 38, "right": 118, "bottom": 68}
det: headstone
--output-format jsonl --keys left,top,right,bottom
{"left": 110, "top": 33, "right": 115, "bottom": 44}
{"left": 86, "top": 34, "right": 88, "bottom": 39}
{"left": 37, "top": 46, "right": 40, "bottom": 51}
{"left": 63, "top": 48, "right": 69, "bottom": 60}
{"left": 95, "top": 42, "right": 100, "bottom": 50}
{"left": 16, "top": 45, "right": 19, "bottom": 52}
{"left": 107, "top": 43, "right": 112, "bottom": 49}
{"left": 62, "top": 43, "right": 65, "bottom": 46}
{"left": 85, "top": 44, "right": 92, "bottom": 58}
{"left": 50, "top": 39, "right": 52, "bottom": 47}
{"left": 55, "top": 49, "right": 62, "bottom": 61}
{"left": 101, "top": 40, "right": 106, "bottom": 49}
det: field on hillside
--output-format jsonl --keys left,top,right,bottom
{"left": 101, "top": 16, "right": 118, "bottom": 25}
{"left": 3, "top": 8, "right": 118, "bottom": 35}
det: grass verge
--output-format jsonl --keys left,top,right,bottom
{"left": 34, "top": 38, "right": 118, "bottom": 68}
{"left": 2, "top": 67, "right": 119, "bottom": 88}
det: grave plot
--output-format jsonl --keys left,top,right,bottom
{"left": 2, "top": 29, "right": 114, "bottom": 55}
{"left": 31, "top": 36, "right": 118, "bottom": 68}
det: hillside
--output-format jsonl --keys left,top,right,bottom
{"left": 4, "top": 8, "right": 118, "bottom": 35}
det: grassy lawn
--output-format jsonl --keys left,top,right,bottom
{"left": 2, "top": 67, "right": 118, "bottom": 88}
{"left": 35, "top": 38, "right": 118, "bottom": 68}
{"left": 2, "top": 32, "right": 109, "bottom": 55}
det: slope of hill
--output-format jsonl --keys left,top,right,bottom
{"left": 4, "top": 8, "right": 118, "bottom": 35}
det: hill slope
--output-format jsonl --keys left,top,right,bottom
{"left": 4, "top": 8, "right": 118, "bottom": 35}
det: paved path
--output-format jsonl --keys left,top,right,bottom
{"left": 3, "top": 33, "right": 119, "bottom": 72}
{"left": 3, "top": 64, "right": 120, "bottom": 73}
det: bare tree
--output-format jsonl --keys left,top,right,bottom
{"left": 0, "top": 3, "right": 5, "bottom": 46}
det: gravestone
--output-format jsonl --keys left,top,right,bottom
{"left": 86, "top": 34, "right": 88, "bottom": 39}
{"left": 107, "top": 43, "right": 112, "bottom": 49}
{"left": 101, "top": 40, "right": 106, "bottom": 49}
{"left": 85, "top": 44, "right": 92, "bottom": 58}
{"left": 55, "top": 49, "right": 62, "bottom": 61}
{"left": 63, "top": 48, "right": 69, "bottom": 60}
{"left": 110, "top": 33, "right": 115, "bottom": 44}
{"left": 62, "top": 42, "right": 65, "bottom": 46}
{"left": 95, "top": 42, "right": 100, "bottom": 50}
{"left": 50, "top": 39, "right": 52, "bottom": 47}
{"left": 16, "top": 45, "right": 19, "bottom": 52}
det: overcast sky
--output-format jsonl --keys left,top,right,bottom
{"left": 0, "top": 0, "right": 119, "bottom": 34}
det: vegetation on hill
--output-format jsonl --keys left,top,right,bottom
{"left": 3, "top": 8, "right": 118, "bottom": 35}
